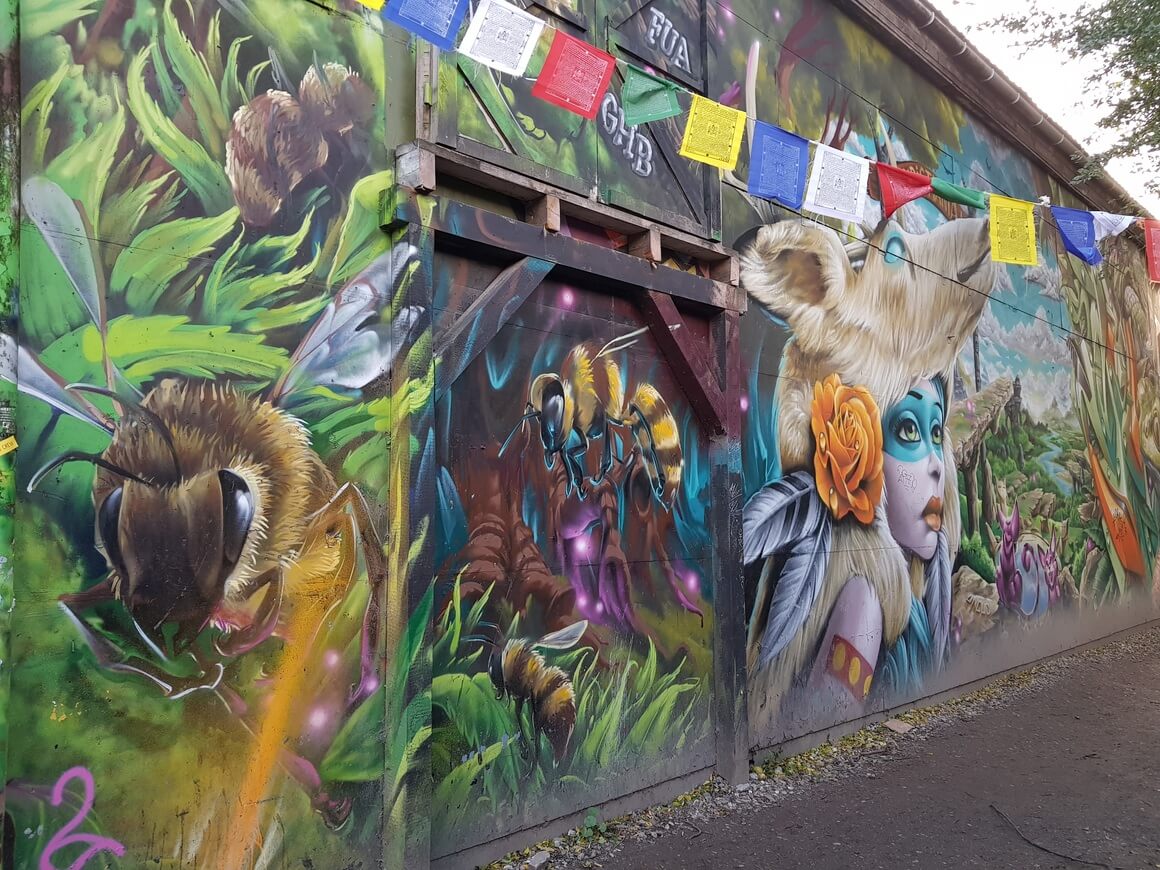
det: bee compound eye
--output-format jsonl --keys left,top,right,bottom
{"left": 218, "top": 471, "right": 255, "bottom": 567}
{"left": 97, "top": 486, "right": 126, "bottom": 575}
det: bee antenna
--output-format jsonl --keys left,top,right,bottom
{"left": 29, "top": 452, "right": 153, "bottom": 494}
{"left": 596, "top": 326, "right": 649, "bottom": 359}
{"left": 498, "top": 408, "right": 539, "bottom": 458}
{"left": 65, "top": 384, "right": 182, "bottom": 478}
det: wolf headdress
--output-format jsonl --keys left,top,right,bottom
{"left": 741, "top": 215, "right": 995, "bottom": 736}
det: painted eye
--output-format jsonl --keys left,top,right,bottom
{"left": 884, "top": 235, "right": 907, "bottom": 265}
{"left": 932, "top": 423, "right": 944, "bottom": 446}
{"left": 896, "top": 418, "right": 920, "bottom": 443}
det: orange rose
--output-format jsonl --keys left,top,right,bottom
{"left": 810, "top": 374, "right": 884, "bottom": 525}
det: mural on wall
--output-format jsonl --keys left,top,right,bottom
{"left": 718, "top": 0, "right": 1160, "bottom": 742}
{"left": 7, "top": 0, "right": 430, "bottom": 866}
{"left": 428, "top": 255, "right": 713, "bottom": 855}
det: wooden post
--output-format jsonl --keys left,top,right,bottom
{"left": 709, "top": 310, "right": 749, "bottom": 785}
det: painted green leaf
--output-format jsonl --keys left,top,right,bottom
{"left": 161, "top": 0, "right": 229, "bottom": 161}
{"left": 624, "top": 682, "right": 698, "bottom": 755}
{"left": 45, "top": 103, "right": 126, "bottom": 231}
{"left": 328, "top": 171, "right": 398, "bottom": 287}
{"left": 125, "top": 49, "right": 233, "bottom": 215}
{"left": 110, "top": 208, "right": 239, "bottom": 312}
{"left": 72, "top": 315, "right": 288, "bottom": 382}
{"left": 432, "top": 740, "right": 504, "bottom": 838}
{"left": 318, "top": 685, "right": 385, "bottom": 782}
{"left": 20, "top": 0, "right": 98, "bottom": 41}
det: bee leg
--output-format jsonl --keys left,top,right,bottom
{"left": 214, "top": 568, "right": 283, "bottom": 657}
{"left": 565, "top": 433, "right": 589, "bottom": 499}
{"left": 513, "top": 697, "right": 532, "bottom": 762}
{"left": 303, "top": 482, "right": 387, "bottom": 707}
{"left": 629, "top": 408, "right": 667, "bottom": 501}
{"left": 58, "top": 580, "right": 223, "bottom": 698}
{"left": 590, "top": 422, "right": 614, "bottom": 485}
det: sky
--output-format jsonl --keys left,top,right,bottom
{"left": 930, "top": 0, "right": 1160, "bottom": 216}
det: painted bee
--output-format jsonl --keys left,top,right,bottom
{"left": 226, "top": 60, "right": 374, "bottom": 227}
{"left": 14, "top": 176, "right": 423, "bottom": 842}
{"left": 501, "top": 328, "right": 684, "bottom": 507}
{"left": 487, "top": 620, "right": 589, "bottom": 764}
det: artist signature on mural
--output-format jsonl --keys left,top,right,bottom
{"left": 645, "top": 8, "right": 692, "bottom": 73}
{"left": 600, "top": 93, "right": 655, "bottom": 177}
{"left": 39, "top": 767, "right": 125, "bottom": 870}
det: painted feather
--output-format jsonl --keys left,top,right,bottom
{"left": 742, "top": 470, "right": 832, "bottom": 670}
{"left": 922, "top": 528, "right": 952, "bottom": 669}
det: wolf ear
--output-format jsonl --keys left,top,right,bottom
{"left": 740, "top": 222, "right": 855, "bottom": 322}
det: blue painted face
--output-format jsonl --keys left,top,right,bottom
{"left": 883, "top": 381, "right": 945, "bottom": 463}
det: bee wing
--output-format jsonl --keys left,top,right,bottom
{"left": 23, "top": 177, "right": 104, "bottom": 328}
{"left": 531, "top": 620, "right": 589, "bottom": 651}
{"left": 0, "top": 334, "right": 112, "bottom": 433}
{"left": 269, "top": 246, "right": 424, "bottom": 405}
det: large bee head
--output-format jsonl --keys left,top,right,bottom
{"left": 97, "top": 469, "right": 255, "bottom": 644}
{"left": 529, "top": 373, "right": 568, "bottom": 458}
{"left": 488, "top": 646, "right": 506, "bottom": 700}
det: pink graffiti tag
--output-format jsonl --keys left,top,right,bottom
{"left": 39, "top": 767, "right": 126, "bottom": 870}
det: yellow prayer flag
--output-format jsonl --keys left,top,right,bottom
{"left": 678, "top": 95, "right": 746, "bottom": 171}
{"left": 989, "top": 194, "right": 1037, "bottom": 266}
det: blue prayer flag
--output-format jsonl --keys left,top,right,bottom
{"left": 748, "top": 121, "right": 809, "bottom": 210}
{"left": 1051, "top": 205, "right": 1102, "bottom": 266}
{"left": 384, "top": 0, "right": 469, "bottom": 50}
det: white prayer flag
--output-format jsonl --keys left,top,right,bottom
{"left": 802, "top": 143, "right": 870, "bottom": 224}
{"left": 459, "top": 0, "right": 544, "bottom": 77}
{"left": 1092, "top": 211, "right": 1136, "bottom": 242}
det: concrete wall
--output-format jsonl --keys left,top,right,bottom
{"left": 0, "top": 0, "right": 1156, "bottom": 866}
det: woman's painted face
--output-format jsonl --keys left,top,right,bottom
{"left": 882, "top": 378, "right": 945, "bottom": 561}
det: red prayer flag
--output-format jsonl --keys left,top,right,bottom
{"left": 1145, "top": 219, "right": 1160, "bottom": 283}
{"left": 531, "top": 30, "right": 616, "bottom": 120}
{"left": 876, "top": 162, "right": 933, "bottom": 218}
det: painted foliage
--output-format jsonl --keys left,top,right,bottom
{"left": 7, "top": 0, "right": 430, "bottom": 866}
{"left": 428, "top": 231, "right": 714, "bottom": 857}
{"left": 718, "top": 0, "right": 1160, "bottom": 743}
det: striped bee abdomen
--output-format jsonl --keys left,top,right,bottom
{"left": 627, "top": 383, "right": 683, "bottom": 507}
{"left": 535, "top": 666, "right": 577, "bottom": 762}
{"left": 502, "top": 640, "right": 579, "bottom": 763}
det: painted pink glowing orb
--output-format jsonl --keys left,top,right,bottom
{"left": 575, "top": 538, "right": 590, "bottom": 555}
{"left": 773, "top": 9, "right": 781, "bottom": 21}
{"left": 595, "top": 601, "right": 605, "bottom": 614}
{"left": 685, "top": 572, "right": 699, "bottom": 592}
{"left": 740, "top": 395, "right": 749, "bottom": 412}
{"left": 577, "top": 594, "right": 589, "bottom": 609}
{"left": 324, "top": 649, "right": 341, "bottom": 669}
{"left": 308, "top": 708, "right": 329, "bottom": 730}
{"left": 561, "top": 289, "right": 576, "bottom": 307}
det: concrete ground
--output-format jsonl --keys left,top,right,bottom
{"left": 524, "top": 624, "right": 1160, "bottom": 870}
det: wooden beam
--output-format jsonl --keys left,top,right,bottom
{"left": 396, "top": 142, "right": 436, "bottom": 192}
{"left": 627, "top": 226, "right": 661, "bottom": 262}
{"left": 434, "top": 256, "right": 554, "bottom": 399}
{"left": 414, "top": 140, "right": 735, "bottom": 261}
{"left": 636, "top": 289, "right": 728, "bottom": 434}
{"left": 392, "top": 191, "right": 745, "bottom": 312}
{"left": 709, "top": 254, "right": 739, "bottom": 287}
{"left": 526, "top": 194, "right": 561, "bottom": 233}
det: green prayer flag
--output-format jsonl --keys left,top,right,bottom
{"left": 621, "top": 65, "right": 682, "bottom": 126}
{"left": 931, "top": 177, "right": 988, "bottom": 211}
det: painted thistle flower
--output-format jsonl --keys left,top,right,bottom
{"left": 810, "top": 374, "right": 884, "bottom": 525}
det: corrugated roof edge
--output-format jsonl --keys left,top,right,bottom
{"left": 832, "top": 0, "right": 1153, "bottom": 221}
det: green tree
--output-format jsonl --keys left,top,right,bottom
{"left": 993, "top": 1, "right": 1160, "bottom": 194}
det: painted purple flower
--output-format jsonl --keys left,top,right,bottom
{"left": 718, "top": 81, "right": 741, "bottom": 107}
